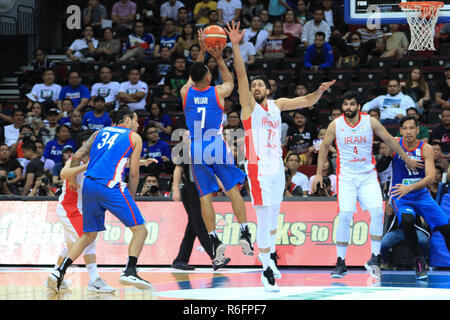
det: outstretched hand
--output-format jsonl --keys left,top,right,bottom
{"left": 224, "top": 20, "right": 245, "bottom": 45}
{"left": 198, "top": 29, "right": 207, "bottom": 53}
{"left": 318, "top": 80, "right": 336, "bottom": 94}
{"left": 206, "top": 43, "right": 227, "bottom": 59}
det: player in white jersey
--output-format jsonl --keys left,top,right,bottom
{"left": 226, "top": 21, "right": 335, "bottom": 291}
{"left": 46, "top": 130, "right": 115, "bottom": 294}
{"left": 312, "top": 90, "right": 423, "bottom": 280}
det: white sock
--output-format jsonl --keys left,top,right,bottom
{"left": 240, "top": 223, "right": 248, "bottom": 231}
{"left": 259, "top": 252, "right": 271, "bottom": 271}
{"left": 86, "top": 263, "right": 100, "bottom": 282}
{"left": 270, "top": 233, "right": 276, "bottom": 254}
{"left": 209, "top": 230, "right": 217, "bottom": 238}
{"left": 337, "top": 245, "right": 347, "bottom": 260}
{"left": 371, "top": 239, "right": 381, "bottom": 256}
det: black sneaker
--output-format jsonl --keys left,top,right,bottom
{"left": 239, "top": 226, "right": 254, "bottom": 256}
{"left": 171, "top": 262, "right": 196, "bottom": 271}
{"left": 119, "top": 268, "right": 152, "bottom": 290}
{"left": 261, "top": 267, "right": 279, "bottom": 292}
{"left": 210, "top": 234, "right": 226, "bottom": 263}
{"left": 331, "top": 257, "right": 347, "bottom": 279}
{"left": 365, "top": 253, "right": 382, "bottom": 280}
{"left": 213, "top": 257, "right": 231, "bottom": 271}
{"left": 415, "top": 255, "right": 428, "bottom": 280}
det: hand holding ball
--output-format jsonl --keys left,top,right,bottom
{"left": 203, "top": 25, "right": 227, "bottom": 49}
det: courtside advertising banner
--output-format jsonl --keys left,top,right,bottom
{"left": 0, "top": 200, "right": 375, "bottom": 266}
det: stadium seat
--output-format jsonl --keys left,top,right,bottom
{"left": 54, "top": 61, "right": 80, "bottom": 82}
{"left": 280, "top": 58, "right": 304, "bottom": 76}
{"left": 422, "top": 66, "right": 445, "bottom": 82}
{"left": 319, "top": 110, "right": 330, "bottom": 126}
{"left": 388, "top": 68, "right": 411, "bottom": 82}
{"left": 153, "top": 98, "right": 180, "bottom": 112}
{"left": 298, "top": 70, "right": 323, "bottom": 89}
{"left": 384, "top": 124, "right": 399, "bottom": 136}
{"left": 271, "top": 69, "right": 295, "bottom": 87}
{"left": 348, "top": 82, "right": 374, "bottom": 102}
{"left": 253, "top": 59, "right": 279, "bottom": 76}
{"left": 329, "top": 69, "right": 353, "bottom": 89}
{"left": 398, "top": 56, "right": 425, "bottom": 68}
{"left": 428, "top": 55, "right": 450, "bottom": 67}
{"left": 358, "top": 68, "right": 383, "bottom": 84}
{"left": 428, "top": 108, "right": 442, "bottom": 124}
{"left": 368, "top": 57, "right": 396, "bottom": 74}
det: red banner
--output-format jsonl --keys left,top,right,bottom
{"left": 0, "top": 200, "right": 377, "bottom": 266}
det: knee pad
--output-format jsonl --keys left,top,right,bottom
{"left": 59, "top": 247, "right": 68, "bottom": 258}
{"left": 83, "top": 240, "right": 96, "bottom": 256}
{"left": 270, "top": 204, "right": 280, "bottom": 231}
{"left": 336, "top": 211, "right": 353, "bottom": 243}
{"left": 368, "top": 207, "right": 384, "bottom": 237}
{"left": 255, "top": 206, "right": 272, "bottom": 250}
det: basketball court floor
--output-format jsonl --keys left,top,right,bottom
{"left": 1, "top": 266, "right": 450, "bottom": 300}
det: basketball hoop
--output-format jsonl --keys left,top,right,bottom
{"left": 399, "top": 1, "right": 444, "bottom": 51}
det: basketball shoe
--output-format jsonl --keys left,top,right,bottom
{"left": 88, "top": 278, "right": 116, "bottom": 293}
{"left": 239, "top": 225, "right": 254, "bottom": 256}
{"left": 119, "top": 268, "right": 152, "bottom": 290}
{"left": 261, "top": 267, "right": 280, "bottom": 292}
{"left": 331, "top": 257, "right": 347, "bottom": 278}
{"left": 415, "top": 255, "right": 428, "bottom": 280}
{"left": 365, "top": 253, "right": 382, "bottom": 280}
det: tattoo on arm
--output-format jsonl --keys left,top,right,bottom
{"left": 70, "top": 132, "right": 97, "bottom": 167}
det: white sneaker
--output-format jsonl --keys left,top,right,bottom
{"left": 119, "top": 270, "right": 152, "bottom": 290}
{"left": 261, "top": 267, "right": 280, "bottom": 292}
{"left": 46, "top": 269, "right": 64, "bottom": 293}
{"left": 257, "top": 254, "right": 282, "bottom": 279}
{"left": 44, "top": 279, "right": 71, "bottom": 290}
{"left": 87, "top": 278, "right": 116, "bottom": 293}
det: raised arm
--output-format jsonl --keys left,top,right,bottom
{"left": 128, "top": 132, "right": 143, "bottom": 199}
{"left": 225, "top": 21, "right": 255, "bottom": 120}
{"left": 274, "top": 80, "right": 336, "bottom": 112}
{"left": 207, "top": 44, "right": 234, "bottom": 102}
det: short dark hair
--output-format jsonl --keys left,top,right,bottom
{"left": 56, "top": 124, "right": 71, "bottom": 134}
{"left": 315, "top": 31, "right": 326, "bottom": 39}
{"left": 22, "top": 141, "right": 37, "bottom": 152}
{"left": 341, "top": 90, "right": 360, "bottom": 105}
{"left": 250, "top": 74, "right": 271, "bottom": 91}
{"left": 190, "top": 62, "right": 209, "bottom": 83}
{"left": 400, "top": 115, "right": 419, "bottom": 127}
{"left": 115, "top": 106, "right": 135, "bottom": 125}
{"left": 406, "top": 107, "right": 419, "bottom": 115}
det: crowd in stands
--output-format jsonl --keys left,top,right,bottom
{"left": 0, "top": 0, "right": 449, "bottom": 205}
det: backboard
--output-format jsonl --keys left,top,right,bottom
{"left": 344, "top": 0, "right": 450, "bottom": 25}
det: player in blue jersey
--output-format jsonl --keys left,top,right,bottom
{"left": 180, "top": 30, "right": 253, "bottom": 269}
{"left": 379, "top": 115, "right": 450, "bottom": 280}
{"left": 46, "top": 107, "right": 153, "bottom": 292}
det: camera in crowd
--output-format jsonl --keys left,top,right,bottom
{"left": 0, "top": 175, "right": 7, "bottom": 183}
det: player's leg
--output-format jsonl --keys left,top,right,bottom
{"left": 83, "top": 243, "right": 115, "bottom": 293}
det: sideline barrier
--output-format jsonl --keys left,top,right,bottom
{"left": 0, "top": 197, "right": 376, "bottom": 266}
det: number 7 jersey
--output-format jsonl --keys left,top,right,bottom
{"left": 85, "top": 126, "right": 134, "bottom": 188}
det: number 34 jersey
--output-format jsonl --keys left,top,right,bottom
{"left": 86, "top": 126, "right": 134, "bottom": 188}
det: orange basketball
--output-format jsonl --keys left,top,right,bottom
{"left": 203, "top": 25, "right": 227, "bottom": 49}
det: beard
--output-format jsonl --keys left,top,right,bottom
{"left": 254, "top": 93, "right": 267, "bottom": 104}
{"left": 344, "top": 109, "right": 358, "bottom": 119}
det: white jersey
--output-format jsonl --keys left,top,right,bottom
{"left": 335, "top": 112, "right": 376, "bottom": 175}
{"left": 57, "top": 165, "right": 85, "bottom": 213}
{"left": 242, "top": 99, "right": 282, "bottom": 165}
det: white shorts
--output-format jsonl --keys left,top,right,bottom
{"left": 246, "top": 158, "right": 285, "bottom": 206}
{"left": 337, "top": 170, "right": 383, "bottom": 212}
{"left": 57, "top": 203, "right": 84, "bottom": 245}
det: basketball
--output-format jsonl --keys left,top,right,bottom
{"left": 203, "top": 25, "right": 228, "bottom": 49}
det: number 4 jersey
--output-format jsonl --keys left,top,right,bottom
{"left": 85, "top": 126, "right": 134, "bottom": 188}
{"left": 391, "top": 138, "right": 427, "bottom": 200}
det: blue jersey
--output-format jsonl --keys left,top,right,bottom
{"left": 391, "top": 138, "right": 427, "bottom": 199}
{"left": 86, "top": 126, "right": 134, "bottom": 188}
{"left": 82, "top": 111, "right": 112, "bottom": 131}
{"left": 184, "top": 86, "right": 224, "bottom": 140}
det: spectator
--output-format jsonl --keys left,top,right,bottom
{"left": 83, "top": 0, "right": 108, "bottom": 31}
{"left": 289, "top": 83, "right": 318, "bottom": 125}
{"left": 120, "top": 20, "right": 156, "bottom": 61}
{"left": 322, "top": 0, "right": 347, "bottom": 37}
{"left": 227, "top": 36, "right": 256, "bottom": 67}
{"left": 285, "top": 109, "right": 316, "bottom": 165}
{"left": 96, "top": 28, "right": 122, "bottom": 62}
{"left": 68, "top": 110, "right": 86, "bottom": 144}
{"left": 10, "top": 124, "right": 36, "bottom": 166}
{"left": 193, "top": 0, "right": 218, "bottom": 26}
{"left": 144, "top": 102, "right": 173, "bottom": 142}
{"left": 23, "top": 49, "right": 55, "bottom": 85}
{"left": 152, "top": 46, "right": 173, "bottom": 85}
{"left": 301, "top": 8, "right": 331, "bottom": 46}
{"left": 401, "top": 67, "right": 431, "bottom": 114}
{"left": 43, "top": 124, "right": 77, "bottom": 165}
{"left": 175, "top": 23, "right": 199, "bottom": 58}
{"left": 26, "top": 69, "right": 61, "bottom": 112}
{"left": 284, "top": 152, "right": 309, "bottom": 196}
{"left": 217, "top": 0, "right": 242, "bottom": 25}
{"left": 153, "top": 19, "right": 180, "bottom": 59}
{"left": 90, "top": 66, "right": 121, "bottom": 112}
{"left": 141, "top": 125, "right": 172, "bottom": 176}
{"left": 395, "top": 107, "right": 429, "bottom": 143}
{"left": 138, "top": 0, "right": 161, "bottom": 29}
{"left": 429, "top": 166, "right": 445, "bottom": 199}
{"left": 27, "top": 173, "right": 55, "bottom": 197}
{"left": 376, "top": 141, "right": 392, "bottom": 196}
{"left": 175, "top": 7, "right": 190, "bottom": 32}
{"left": 161, "top": 0, "right": 185, "bottom": 22}
{"left": 118, "top": 67, "right": 149, "bottom": 112}
{"left": 283, "top": 9, "right": 302, "bottom": 44}
{"left": 304, "top": 31, "right": 334, "bottom": 71}
{"left": 206, "top": 9, "right": 220, "bottom": 27}
{"left": 0, "top": 143, "right": 22, "bottom": 195}
{"left": 310, "top": 126, "right": 336, "bottom": 163}
{"left": 357, "top": 25, "right": 384, "bottom": 43}
{"left": 382, "top": 24, "right": 409, "bottom": 60}
{"left": 187, "top": 44, "right": 201, "bottom": 63}
{"left": 66, "top": 25, "right": 99, "bottom": 62}
{"left": 243, "top": 15, "right": 270, "bottom": 56}
{"left": 242, "top": 0, "right": 264, "bottom": 28}
{"left": 58, "top": 71, "right": 91, "bottom": 112}
{"left": 58, "top": 99, "right": 74, "bottom": 125}
{"left": 42, "top": 108, "right": 60, "bottom": 145}
{"left": 263, "top": 20, "right": 292, "bottom": 59}
{"left": 206, "top": 56, "right": 223, "bottom": 86}
{"left": 328, "top": 106, "right": 342, "bottom": 125}
{"left": 269, "top": 79, "right": 282, "bottom": 100}
{"left": 431, "top": 143, "right": 449, "bottom": 173}
{"left": 308, "top": 155, "right": 336, "bottom": 195}
{"left": 0, "top": 168, "right": 14, "bottom": 195}
{"left": 111, "top": 0, "right": 137, "bottom": 29}
{"left": 432, "top": 108, "right": 450, "bottom": 154}
{"left": 163, "top": 56, "right": 189, "bottom": 100}
{"left": 362, "top": 79, "right": 416, "bottom": 124}
{"left": 381, "top": 214, "right": 430, "bottom": 269}
{"left": 2, "top": 109, "right": 25, "bottom": 147}
{"left": 296, "top": 0, "right": 312, "bottom": 26}
{"left": 435, "top": 62, "right": 450, "bottom": 109}
{"left": 82, "top": 96, "right": 112, "bottom": 131}
{"left": 21, "top": 141, "right": 45, "bottom": 196}
{"left": 268, "top": 0, "right": 290, "bottom": 21}
{"left": 331, "top": 31, "right": 378, "bottom": 68}
{"left": 52, "top": 145, "right": 74, "bottom": 189}
{"left": 34, "top": 139, "right": 55, "bottom": 175}
{"left": 259, "top": 9, "right": 273, "bottom": 34}
{"left": 138, "top": 174, "right": 162, "bottom": 196}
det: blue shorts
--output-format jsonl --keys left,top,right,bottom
{"left": 190, "top": 137, "right": 246, "bottom": 197}
{"left": 82, "top": 177, "right": 146, "bottom": 232}
{"left": 391, "top": 190, "right": 449, "bottom": 231}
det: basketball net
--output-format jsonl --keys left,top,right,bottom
{"left": 399, "top": 1, "right": 444, "bottom": 51}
